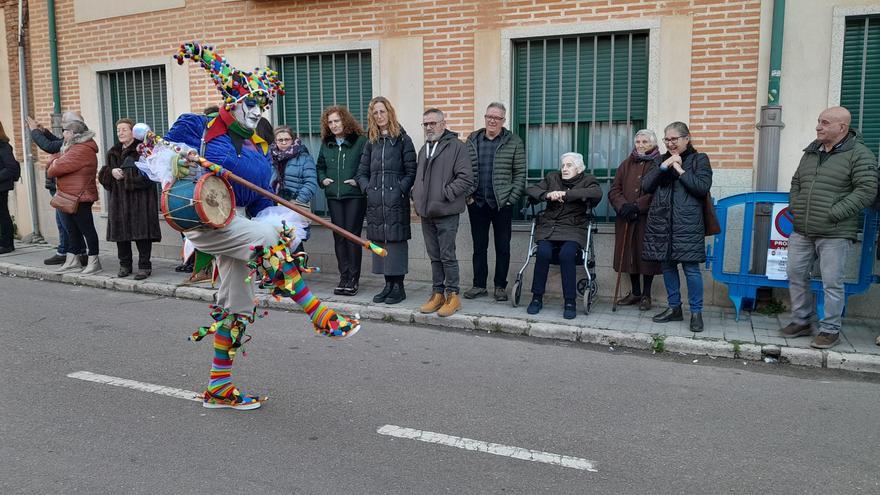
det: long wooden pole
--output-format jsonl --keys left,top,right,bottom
{"left": 142, "top": 130, "right": 386, "bottom": 257}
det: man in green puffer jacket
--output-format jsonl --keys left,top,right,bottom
{"left": 463, "top": 102, "right": 526, "bottom": 302}
{"left": 780, "top": 106, "right": 878, "bottom": 350}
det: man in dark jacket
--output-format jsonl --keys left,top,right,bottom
{"left": 464, "top": 102, "right": 526, "bottom": 302}
{"left": 27, "top": 111, "right": 83, "bottom": 265}
{"left": 780, "top": 106, "right": 878, "bottom": 349}
{"left": 412, "top": 109, "right": 475, "bottom": 317}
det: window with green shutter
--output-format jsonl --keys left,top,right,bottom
{"left": 841, "top": 15, "right": 880, "bottom": 158}
{"left": 512, "top": 32, "right": 649, "bottom": 222}
{"left": 99, "top": 66, "right": 169, "bottom": 145}
{"left": 271, "top": 51, "right": 373, "bottom": 216}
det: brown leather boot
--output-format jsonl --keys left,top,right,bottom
{"left": 420, "top": 292, "right": 446, "bottom": 314}
{"left": 437, "top": 292, "right": 461, "bottom": 317}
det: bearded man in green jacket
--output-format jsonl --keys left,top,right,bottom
{"left": 780, "top": 106, "right": 878, "bottom": 349}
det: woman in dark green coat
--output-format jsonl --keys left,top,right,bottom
{"left": 317, "top": 106, "right": 368, "bottom": 296}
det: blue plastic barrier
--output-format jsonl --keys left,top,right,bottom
{"left": 705, "top": 191, "right": 879, "bottom": 320}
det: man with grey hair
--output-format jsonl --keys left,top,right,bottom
{"left": 412, "top": 108, "right": 474, "bottom": 317}
{"left": 780, "top": 106, "right": 877, "bottom": 349}
{"left": 27, "top": 111, "right": 85, "bottom": 265}
{"left": 464, "top": 102, "right": 526, "bottom": 301}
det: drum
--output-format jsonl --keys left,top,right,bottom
{"left": 161, "top": 174, "right": 236, "bottom": 232}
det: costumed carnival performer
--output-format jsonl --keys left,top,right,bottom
{"left": 136, "top": 42, "right": 360, "bottom": 411}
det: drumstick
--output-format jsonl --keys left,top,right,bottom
{"left": 135, "top": 126, "right": 387, "bottom": 257}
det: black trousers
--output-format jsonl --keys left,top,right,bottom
{"left": 117, "top": 240, "right": 153, "bottom": 270}
{"left": 467, "top": 203, "right": 513, "bottom": 289}
{"left": 0, "top": 191, "right": 13, "bottom": 249}
{"left": 327, "top": 197, "right": 367, "bottom": 283}
{"left": 62, "top": 202, "right": 99, "bottom": 256}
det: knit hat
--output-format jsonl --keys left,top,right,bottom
{"left": 174, "top": 42, "right": 284, "bottom": 109}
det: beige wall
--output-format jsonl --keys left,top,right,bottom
{"left": 73, "top": 0, "right": 184, "bottom": 23}
{"left": 776, "top": 0, "right": 880, "bottom": 188}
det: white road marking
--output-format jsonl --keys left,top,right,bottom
{"left": 67, "top": 371, "right": 202, "bottom": 402}
{"left": 376, "top": 424, "right": 597, "bottom": 472}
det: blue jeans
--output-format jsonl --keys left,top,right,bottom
{"left": 662, "top": 261, "right": 703, "bottom": 313}
{"left": 50, "top": 191, "right": 69, "bottom": 255}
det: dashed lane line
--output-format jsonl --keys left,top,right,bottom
{"left": 377, "top": 424, "right": 598, "bottom": 472}
{"left": 67, "top": 371, "right": 202, "bottom": 402}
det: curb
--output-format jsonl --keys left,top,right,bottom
{"left": 6, "top": 262, "right": 880, "bottom": 376}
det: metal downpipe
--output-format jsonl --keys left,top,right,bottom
{"left": 17, "top": 0, "right": 42, "bottom": 242}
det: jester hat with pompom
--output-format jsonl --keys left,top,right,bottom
{"left": 174, "top": 42, "right": 284, "bottom": 109}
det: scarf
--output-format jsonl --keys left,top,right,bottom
{"left": 631, "top": 146, "right": 660, "bottom": 162}
{"left": 269, "top": 140, "right": 305, "bottom": 191}
{"left": 204, "top": 106, "right": 268, "bottom": 155}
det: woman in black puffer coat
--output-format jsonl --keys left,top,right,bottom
{"left": 355, "top": 96, "right": 417, "bottom": 305}
{"left": 642, "top": 122, "right": 712, "bottom": 332}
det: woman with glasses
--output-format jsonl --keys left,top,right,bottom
{"left": 270, "top": 125, "right": 317, "bottom": 250}
{"left": 642, "top": 122, "right": 713, "bottom": 332}
{"left": 355, "top": 96, "right": 417, "bottom": 305}
{"left": 608, "top": 129, "right": 663, "bottom": 311}
{"left": 317, "top": 106, "right": 368, "bottom": 296}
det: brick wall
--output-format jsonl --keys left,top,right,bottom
{"left": 21, "top": 0, "right": 761, "bottom": 170}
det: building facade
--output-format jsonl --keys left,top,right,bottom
{"left": 2, "top": 0, "right": 879, "bottom": 314}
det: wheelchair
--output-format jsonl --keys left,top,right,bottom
{"left": 510, "top": 201, "right": 599, "bottom": 315}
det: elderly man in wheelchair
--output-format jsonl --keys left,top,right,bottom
{"left": 522, "top": 152, "right": 602, "bottom": 319}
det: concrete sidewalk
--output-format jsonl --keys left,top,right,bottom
{"left": 4, "top": 241, "right": 880, "bottom": 374}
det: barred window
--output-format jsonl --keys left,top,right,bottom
{"left": 512, "top": 32, "right": 649, "bottom": 222}
{"left": 271, "top": 50, "right": 373, "bottom": 216}
{"left": 841, "top": 15, "right": 880, "bottom": 158}
{"left": 99, "top": 66, "right": 169, "bottom": 144}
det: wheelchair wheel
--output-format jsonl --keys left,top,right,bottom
{"left": 576, "top": 278, "right": 587, "bottom": 296}
{"left": 584, "top": 279, "right": 598, "bottom": 315}
{"left": 511, "top": 279, "right": 523, "bottom": 307}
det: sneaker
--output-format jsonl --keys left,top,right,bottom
{"left": 175, "top": 262, "right": 194, "bottom": 273}
{"left": 526, "top": 296, "right": 543, "bottom": 315}
{"left": 463, "top": 286, "right": 487, "bottom": 299}
{"left": 202, "top": 391, "right": 263, "bottom": 410}
{"left": 652, "top": 307, "right": 683, "bottom": 323}
{"left": 44, "top": 253, "right": 67, "bottom": 265}
{"left": 638, "top": 296, "right": 653, "bottom": 311}
{"left": 780, "top": 322, "right": 812, "bottom": 338}
{"left": 810, "top": 332, "right": 840, "bottom": 349}
{"left": 333, "top": 276, "right": 347, "bottom": 296}
{"left": 494, "top": 287, "right": 508, "bottom": 302}
{"left": 342, "top": 280, "right": 359, "bottom": 296}
{"left": 616, "top": 292, "right": 640, "bottom": 306}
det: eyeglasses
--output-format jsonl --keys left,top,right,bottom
{"left": 422, "top": 121, "right": 444, "bottom": 128}
{"left": 484, "top": 115, "right": 505, "bottom": 122}
{"left": 663, "top": 136, "right": 686, "bottom": 143}
{"left": 276, "top": 137, "right": 293, "bottom": 143}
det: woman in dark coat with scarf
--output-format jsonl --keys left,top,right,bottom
{"left": 608, "top": 129, "right": 663, "bottom": 311}
{"left": 355, "top": 96, "right": 417, "bottom": 305}
{"left": 98, "top": 118, "right": 161, "bottom": 279}
{"left": 525, "top": 152, "right": 602, "bottom": 319}
{"left": 642, "top": 122, "right": 712, "bottom": 332}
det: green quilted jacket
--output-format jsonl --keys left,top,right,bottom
{"left": 466, "top": 128, "right": 526, "bottom": 207}
{"left": 789, "top": 129, "right": 878, "bottom": 240}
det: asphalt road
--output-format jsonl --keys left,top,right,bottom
{"left": 1, "top": 275, "right": 879, "bottom": 494}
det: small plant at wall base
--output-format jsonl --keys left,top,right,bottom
{"left": 756, "top": 299, "right": 787, "bottom": 316}
{"left": 731, "top": 340, "right": 742, "bottom": 359}
{"left": 651, "top": 334, "right": 666, "bottom": 353}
